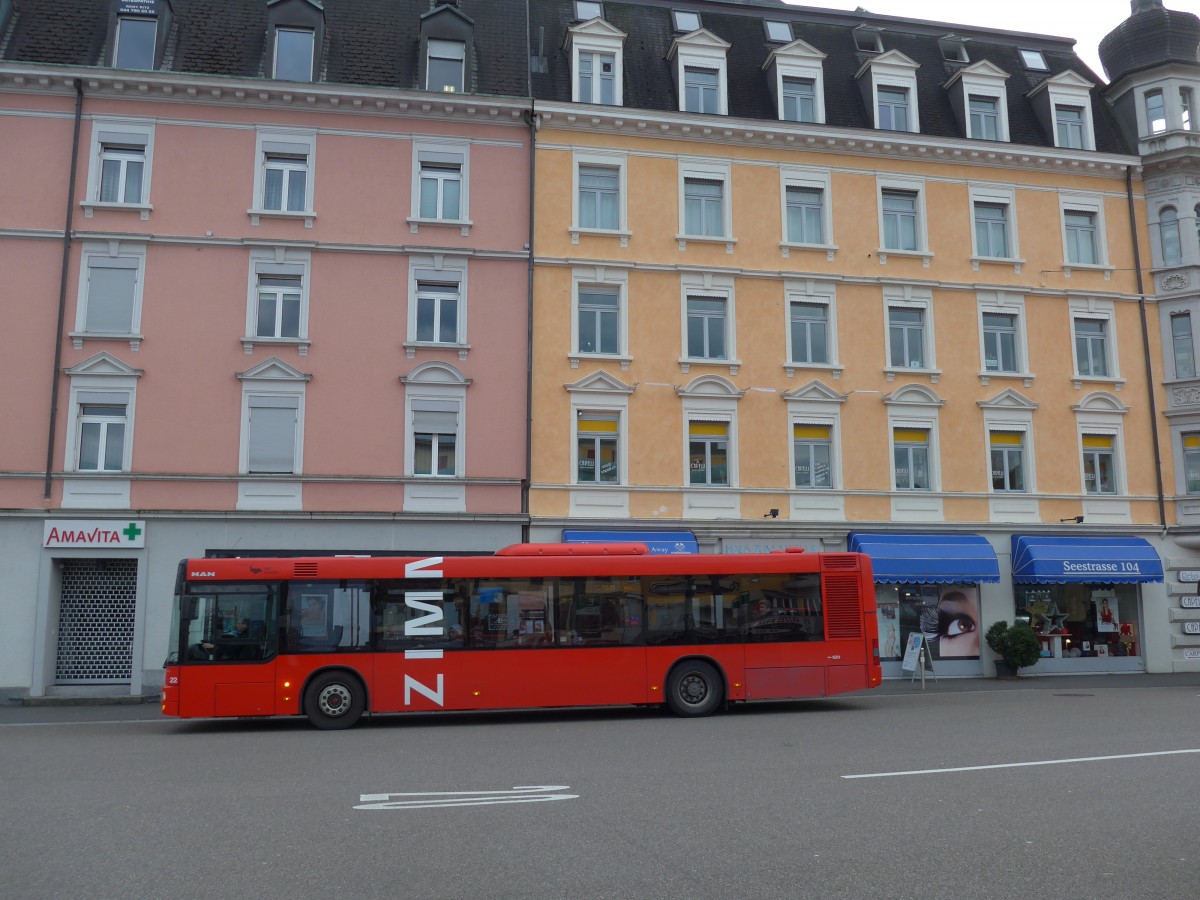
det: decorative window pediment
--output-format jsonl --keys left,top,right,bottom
{"left": 237, "top": 357, "right": 311, "bottom": 383}
{"left": 781, "top": 380, "right": 846, "bottom": 405}
{"left": 566, "top": 370, "right": 633, "bottom": 395}
{"left": 1073, "top": 391, "right": 1128, "bottom": 415}
{"left": 675, "top": 374, "right": 744, "bottom": 400}
{"left": 978, "top": 387, "right": 1038, "bottom": 411}
{"left": 64, "top": 351, "right": 144, "bottom": 379}
{"left": 401, "top": 360, "right": 471, "bottom": 388}
{"left": 883, "top": 384, "right": 944, "bottom": 408}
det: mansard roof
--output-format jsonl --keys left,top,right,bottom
{"left": 528, "top": 0, "right": 1128, "bottom": 153}
{"left": 1, "top": 0, "right": 529, "bottom": 97}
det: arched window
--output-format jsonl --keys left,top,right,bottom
{"left": 1161, "top": 206, "right": 1181, "bottom": 265}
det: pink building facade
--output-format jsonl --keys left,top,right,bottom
{"left": 0, "top": 0, "right": 531, "bottom": 697}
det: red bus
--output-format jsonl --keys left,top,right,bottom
{"left": 161, "top": 543, "right": 880, "bottom": 729}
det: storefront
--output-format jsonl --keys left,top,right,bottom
{"left": 1010, "top": 535, "right": 1164, "bottom": 673}
{"left": 849, "top": 533, "right": 1000, "bottom": 678}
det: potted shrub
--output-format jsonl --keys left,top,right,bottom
{"left": 985, "top": 620, "right": 1041, "bottom": 677}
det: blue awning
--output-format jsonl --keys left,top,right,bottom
{"left": 562, "top": 530, "right": 698, "bottom": 555}
{"left": 847, "top": 532, "right": 1000, "bottom": 584}
{"left": 1011, "top": 535, "right": 1164, "bottom": 584}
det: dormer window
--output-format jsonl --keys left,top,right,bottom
{"left": 265, "top": 0, "right": 324, "bottom": 85}
{"left": 669, "top": 29, "right": 731, "bottom": 116}
{"left": 274, "top": 28, "right": 314, "bottom": 81}
{"left": 943, "top": 61, "right": 1011, "bottom": 142}
{"left": 575, "top": 0, "right": 603, "bottom": 20}
{"left": 764, "top": 38, "right": 827, "bottom": 125}
{"left": 856, "top": 50, "right": 921, "bottom": 134}
{"left": 567, "top": 17, "right": 626, "bottom": 106}
{"left": 427, "top": 39, "right": 465, "bottom": 92}
{"left": 939, "top": 36, "right": 969, "bottom": 63}
{"left": 1027, "top": 70, "right": 1095, "bottom": 151}
{"left": 115, "top": 16, "right": 156, "bottom": 69}
{"left": 672, "top": 10, "right": 701, "bottom": 33}
{"left": 765, "top": 21, "right": 792, "bottom": 43}
{"left": 110, "top": 0, "right": 173, "bottom": 71}
{"left": 854, "top": 27, "right": 882, "bottom": 53}
{"left": 1019, "top": 48, "right": 1047, "bottom": 71}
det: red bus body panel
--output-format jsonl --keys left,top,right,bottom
{"left": 166, "top": 549, "right": 880, "bottom": 721}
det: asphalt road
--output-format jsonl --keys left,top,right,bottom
{"left": 2, "top": 676, "right": 1198, "bottom": 900}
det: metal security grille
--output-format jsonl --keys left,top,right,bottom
{"left": 55, "top": 559, "right": 137, "bottom": 684}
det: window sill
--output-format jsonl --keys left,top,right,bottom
{"left": 783, "top": 361, "right": 843, "bottom": 380}
{"left": 876, "top": 248, "right": 933, "bottom": 267}
{"left": 407, "top": 217, "right": 473, "bottom": 237}
{"left": 1062, "top": 262, "right": 1114, "bottom": 280}
{"left": 679, "top": 357, "right": 742, "bottom": 376}
{"left": 1072, "top": 375, "right": 1126, "bottom": 392}
{"left": 569, "top": 352, "right": 633, "bottom": 371}
{"left": 248, "top": 208, "right": 315, "bottom": 228}
{"left": 81, "top": 200, "right": 153, "bottom": 221}
{"left": 978, "top": 370, "right": 1035, "bottom": 388}
{"left": 676, "top": 234, "right": 736, "bottom": 254}
{"left": 404, "top": 340, "right": 471, "bottom": 360}
{"left": 971, "top": 255, "right": 1025, "bottom": 274}
{"left": 241, "top": 336, "right": 311, "bottom": 356}
{"left": 570, "top": 227, "right": 632, "bottom": 248}
{"left": 884, "top": 366, "right": 942, "bottom": 384}
{"left": 780, "top": 242, "right": 838, "bottom": 262}
{"left": 69, "top": 331, "right": 144, "bottom": 351}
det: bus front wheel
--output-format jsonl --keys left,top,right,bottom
{"left": 304, "top": 671, "right": 365, "bottom": 729}
{"left": 665, "top": 660, "right": 723, "bottom": 717}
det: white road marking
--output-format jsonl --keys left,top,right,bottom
{"left": 842, "top": 748, "right": 1200, "bottom": 779}
{"left": 355, "top": 785, "right": 578, "bottom": 810}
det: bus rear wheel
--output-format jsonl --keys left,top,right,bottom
{"left": 304, "top": 671, "right": 365, "bottom": 729}
{"left": 665, "top": 660, "right": 723, "bottom": 717}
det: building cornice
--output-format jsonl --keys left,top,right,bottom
{"left": 0, "top": 64, "right": 530, "bottom": 125}
{"left": 532, "top": 101, "right": 1141, "bottom": 178}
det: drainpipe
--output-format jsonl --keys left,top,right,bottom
{"left": 1126, "top": 165, "right": 1167, "bottom": 527}
{"left": 44, "top": 79, "right": 84, "bottom": 500}
{"left": 521, "top": 103, "right": 537, "bottom": 544}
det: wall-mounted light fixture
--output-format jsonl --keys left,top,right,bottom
{"left": 763, "top": 508, "right": 779, "bottom": 519}
{"left": 1059, "top": 515, "right": 1084, "bottom": 524}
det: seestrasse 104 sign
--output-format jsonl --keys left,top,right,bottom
{"left": 44, "top": 520, "right": 146, "bottom": 549}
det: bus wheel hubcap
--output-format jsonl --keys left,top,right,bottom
{"left": 318, "top": 684, "right": 350, "bottom": 717}
{"left": 681, "top": 675, "right": 707, "bottom": 705}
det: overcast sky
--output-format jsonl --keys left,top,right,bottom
{"left": 783, "top": 0, "right": 1141, "bottom": 82}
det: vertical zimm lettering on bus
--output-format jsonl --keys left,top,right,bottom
{"left": 403, "top": 557, "right": 445, "bottom": 707}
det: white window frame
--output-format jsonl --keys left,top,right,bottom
{"left": 857, "top": 51, "right": 920, "bottom": 134}
{"left": 889, "top": 422, "right": 937, "bottom": 492}
{"left": 65, "top": 378, "right": 138, "bottom": 475}
{"left": 250, "top": 129, "right": 316, "bottom": 226}
{"left": 71, "top": 241, "right": 147, "bottom": 351}
{"left": 684, "top": 413, "right": 736, "bottom": 489}
{"left": 1030, "top": 72, "right": 1096, "bottom": 151}
{"left": 677, "top": 158, "right": 734, "bottom": 250}
{"left": 568, "top": 19, "right": 626, "bottom": 106}
{"left": 1166, "top": 308, "right": 1197, "bottom": 382}
{"left": 1079, "top": 429, "right": 1120, "bottom": 496}
{"left": 976, "top": 292, "right": 1032, "bottom": 386}
{"left": 409, "top": 140, "right": 471, "bottom": 235}
{"left": 968, "top": 183, "right": 1021, "bottom": 268}
{"left": 779, "top": 167, "right": 835, "bottom": 256}
{"left": 570, "top": 150, "right": 629, "bottom": 245}
{"left": 944, "top": 61, "right": 1011, "bottom": 143}
{"left": 679, "top": 272, "right": 738, "bottom": 374}
{"left": 405, "top": 255, "right": 469, "bottom": 357}
{"left": 784, "top": 279, "right": 840, "bottom": 378}
{"left": 238, "top": 374, "right": 306, "bottom": 477}
{"left": 572, "top": 407, "right": 625, "bottom": 486}
{"left": 762, "top": 39, "right": 828, "bottom": 126}
{"left": 407, "top": 396, "right": 464, "bottom": 479}
{"left": 882, "top": 285, "right": 938, "bottom": 381}
{"left": 987, "top": 425, "right": 1029, "bottom": 493}
{"left": 1156, "top": 204, "right": 1183, "bottom": 267}
{"left": 1059, "top": 192, "right": 1110, "bottom": 271}
{"left": 1145, "top": 88, "right": 1167, "bottom": 135}
{"left": 1069, "top": 298, "right": 1122, "bottom": 388}
{"left": 668, "top": 31, "right": 730, "bottom": 116}
{"left": 272, "top": 27, "right": 315, "bottom": 82}
{"left": 400, "top": 362, "right": 469, "bottom": 512}
{"left": 83, "top": 119, "right": 154, "bottom": 219}
{"left": 875, "top": 174, "right": 930, "bottom": 262}
{"left": 569, "top": 266, "right": 631, "bottom": 370}
{"left": 1074, "top": 393, "right": 1129, "bottom": 502}
{"left": 242, "top": 248, "right": 312, "bottom": 355}
{"left": 791, "top": 420, "right": 835, "bottom": 490}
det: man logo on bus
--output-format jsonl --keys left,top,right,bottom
{"left": 403, "top": 557, "right": 445, "bottom": 708}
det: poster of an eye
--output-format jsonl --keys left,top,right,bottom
{"left": 894, "top": 584, "right": 981, "bottom": 660}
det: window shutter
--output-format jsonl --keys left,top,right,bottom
{"left": 248, "top": 398, "right": 298, "bottom": 473}
{"left": 85, "top": 266, "right": 137, "bottom": 333}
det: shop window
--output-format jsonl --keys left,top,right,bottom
{"left": 875, "top": 584, "right": 981, "bottom": 662}
{"left": 1015, "top": 585, "right": 1139, "bottom": 659}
